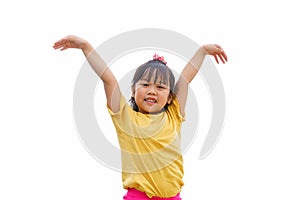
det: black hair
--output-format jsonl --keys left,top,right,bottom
{"left": 130, "top": 59, "right": 175, "bottom": 112}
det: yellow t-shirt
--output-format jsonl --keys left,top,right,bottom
{"left": 107, "top": 95, "right": 185, "bottom": 198}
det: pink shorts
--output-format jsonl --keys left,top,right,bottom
{"left": 123, "top": 188, "right": 182, "bottom": 200}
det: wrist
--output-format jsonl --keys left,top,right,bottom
{"left": 196, "top": 46, "right": 207, "bottom": 58}
{"left": 82, "top": 42, "right": 94, "bottom": 55}
{"left": 200, "top": 45, "right": 208, "bottom": 55}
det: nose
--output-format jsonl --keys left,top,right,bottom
{"left": 147, "top": 85, "right": 157, "bottom": 95}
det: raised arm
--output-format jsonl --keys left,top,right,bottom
{"left": 175, "top": 44, "right": 227, "bottom": 116}
{"left": 53, "top": 35, "right": 121, "bottom": 113}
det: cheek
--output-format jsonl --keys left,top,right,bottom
{"left": 134, "top": 88, "right": 144, "bottom": 101}
{"left": 159, "top": 91, "right": 171, "bottom": 103}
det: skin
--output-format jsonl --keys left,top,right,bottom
{"left": 53, "top": 35, "right": 228, "bottom": 115}
{"left": 133, "top": 78, "right": 172, "bottom": 114}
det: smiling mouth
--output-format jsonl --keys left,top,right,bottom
{"left": 145, "top": 98, "right": 157, "bottom": 103}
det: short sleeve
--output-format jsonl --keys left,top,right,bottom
{"left": 107, "top": 95, "right": 128, "bottom": 116}
{"left": 167, "top": 96, "right": 185, "bottom": 122}
{"left": 106, "top": 95, "right": 135, "bottom": 135}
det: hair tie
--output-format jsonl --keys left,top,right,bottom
{"left": 153, "top": 53, "right": 167, "bottom": 64}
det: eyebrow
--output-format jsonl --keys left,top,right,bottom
{"left": 140, "top": 79, "right": 168, "bottom": 84}
{"left": 139, "top": 80, "right": 170, "bottom": 88}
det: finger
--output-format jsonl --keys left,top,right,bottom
{"left": 53, "top": 38, "right": 66, "bottom": 45}
{"left": 221, "top": 51, "right": 228, "bottom": 62}
{"left": 216, "top": 47, "right": 227, "bottom": 63}
{"left": 53, "top": 43, "right": 65, "bottom": 49}
{"left": 55, "top": 37, "right": 72, "bottom": 45}
{"left": 218, "top": 54, "right": 226, "bottom": 64}
{"left": 213, "top": 54, "right": 219, "bottom": 64}
{"left": 53, "top": 44, "right": 63, "bottom": 49}
{"left": 53, "top": 41, "right": 69, "bottom": 50}
{"left": 60, "top": 46, "right": 70, "bottom": 51}
{"left": 53, "top": 43, "right": 66, "bottom": 50}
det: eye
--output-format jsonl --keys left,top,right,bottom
{"left": 142, "top": 83, "right": 149, "bottom": 87}
{"left": 157, "top": 85, "right": 168, "bottom": 90}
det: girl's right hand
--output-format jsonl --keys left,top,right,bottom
{"left": 202, "top": 44, "right": 228, "bottom": 64}
{"left": 53, "top": 35, "right": 89, "bottom": 51}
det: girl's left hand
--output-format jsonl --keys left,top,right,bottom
{"left": 53, "top": 35, "right": 89, "bottom": 51}
{"left": 203, "top": 44, "right": 228, "bottom": 64}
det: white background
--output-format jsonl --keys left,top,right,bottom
{"left": 1, "top": 0, "right": 299, "bottom": 199}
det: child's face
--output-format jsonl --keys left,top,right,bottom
{"left": 133, "top": 77, "right": 172, "bottom": 114}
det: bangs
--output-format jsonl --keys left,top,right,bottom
{"left": 140, "top": 67, "right": 170, "bottom": 86}
{"left": 131, "top": 60, "right": 175, "bottom": 92}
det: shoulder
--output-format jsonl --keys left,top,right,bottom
{"left": 166, "top": 95, "right": 185, "bottom": 122}
{"left": 107, "top": 95, "right": 131, "bottom": 116}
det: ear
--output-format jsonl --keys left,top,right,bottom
{"left": 131, "top": 85, "right": 135, "bottom": 98}
{"left": 167, "top": 93, "right": 174, "bottom": 104}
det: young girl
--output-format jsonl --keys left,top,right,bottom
{"left": 53, "top": 35, "right": 227, "bottom": 200}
